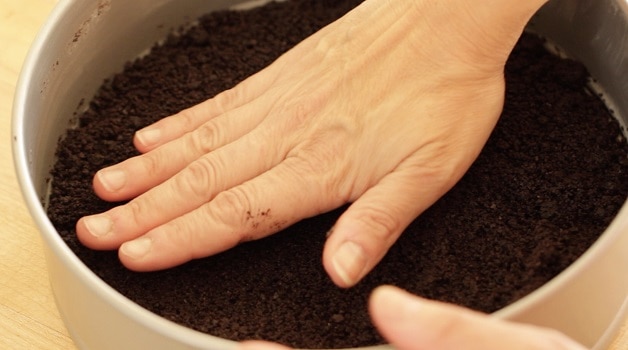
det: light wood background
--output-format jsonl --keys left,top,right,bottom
{"left": 0, "top": 1, "right": 626, "bottom": 349}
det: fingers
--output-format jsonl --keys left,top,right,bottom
{"left": 369, "top": 286, "right": 588, "bottom": 350}
{"left": 94, "top": 102, "right": 268, "bottom": 202}
{"left": 238, "top": 341, "right": 291, "bottom": 350}
{"left": 115, "top": 156, "right": 340, "bottom": 271}
{"left": 323, "top": 156, "right": 455, "bottom": 288}
{"left": 133, "top": 88, "right": 241, "bottom": 152}
{"left": 133, "top": 65, "right": 280, "bottom": 153}
{"left": 77, "top": 127, "right": 284, "bottom": 251}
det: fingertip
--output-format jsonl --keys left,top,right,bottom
{"left": 370, "top": 284, "right": 403, "bottom": 307}
{"left": 368, "top": 285, "right": 390, "bottom": 315}
{"left": 75, "top": 216, "right": 96, "bottom": 248}
{"left": 118, "top": 238, "right": 160, "bottom": 272}
{"left": 323, "top": 213, "right": 396, "bottom": 288}
{"left": 322, "top": 186, "right": 415, "bottom": 287}
{"left": 134, "top": 126, "right": 162, "bottom": 152}
{"left": 118, "top": 229, "right": 194, "bottom": 272}
{"left": 369, "top": 286, "right": 435, "bottom": 349}
{"left": 369, "top": 285, "right": 422, "bottom": 321}
{"left": 91, "top": 170, "right": 107, "bottom": 199}
{"left": 119, "top": 236, "right": 152, "bottom": 262}
{"left": 238, "top": 341, "right": 292, "bottom": 350}
{"left": 370, "top": 287, "right": 588, "bottom": 350}
{"left": 92, "top": 168, "right": 127, "bottom": 201}
{"left": 323, "top": 239, "right": 368, "bottom": 288}
{"left": 76, "top": 214, "right": 118, "bottom": 250}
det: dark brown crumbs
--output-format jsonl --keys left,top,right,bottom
{"left": 47, "top": 0, "right": 628, "bottom": 348}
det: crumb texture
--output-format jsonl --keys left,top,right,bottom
{"left": 48, "top": 0, "right": 628, "bottom": 348}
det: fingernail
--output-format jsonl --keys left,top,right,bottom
{"left": 136, "top": 128, "right": 161, "bottom": 147}
{"left": 120, "top": 237, "right": 152, "bottom": 260}
{"left": 332, "top": 241, "right": 367, "bottom": 286}
{"left": 97, "top": 169, "right": 126, "bottom": 192}
{"left": 84, "top": 215, "right": 112, "bottom": 238}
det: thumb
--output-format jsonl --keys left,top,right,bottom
{"left": 369, "top": 285, "right": 588, "bottom": 350}
{"left": 323, "top": 161, "right": 453, "bottom": 288}
{"left": 238, "top": 340, "right": 292, "bottom": 350}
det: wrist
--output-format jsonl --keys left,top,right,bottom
{"left": 452, "top": 0, "right": 550, "bottom": 49}
{"left": 410, "top": 0, "right": 550, "bottom": 69}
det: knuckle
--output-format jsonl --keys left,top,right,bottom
{"left": 213, "top": 187, "right": 253, "bottom": 215}
{"left": 209, "top": 187, "right": 254, "bottom": 229}
{"left": 355, "top": 205, "right": 401, "bottom": 245}
{"left": 282, "top": 156, "right": 333, "bottom": 205}
{"left": 289, "top": 134, "right": 347, "bottom": 176}
{"left": 176, "top": 107, "right": 199, "bottom": 130}
{"left": 285, "top": 140, "right": 353, "bottom": 208}
{"left": 175, "top": 158, "right": 221, "bottom": 199}
{"left": 281, "top": 98, "right": 325, "bottom": 132}
{"left": 139, "top": 151, "right": 165, "bottom": 178}
{"left": 189, "top": 121, "right": 221, "bottom": 154}
{"left": 212, "top": 87, "right": 239, "bottom": 114}
{"left": 284, "top": 155, "right": 320, "bottom": 179}
{"left": 291, "top": 100, "right": 314, "bottom": 126}
{"left": 155, "top": 219, "right": 199, "bottom": 262}
{"left": 124, "top": 198, "right": 151, "bottom": 229}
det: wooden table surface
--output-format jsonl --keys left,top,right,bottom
{"left": 0, "top": 1, "right": 626, "bottom": 349}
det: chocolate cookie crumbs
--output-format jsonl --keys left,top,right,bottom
{"left": 47, "top": 0, "right": 628, "bottom": 348}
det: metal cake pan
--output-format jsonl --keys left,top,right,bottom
{"left": 12, "top": 0, "right": 628, "bottom": 349}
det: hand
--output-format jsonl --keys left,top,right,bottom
{"left": 239, "top": 286, "right": 588, "bottom": 350}
{"left": 77, "top": 0, "right": 544, "bottom": 287}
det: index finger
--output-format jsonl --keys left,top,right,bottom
{"left": 134, "top": 65, "right": 282, "bottom": 152}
